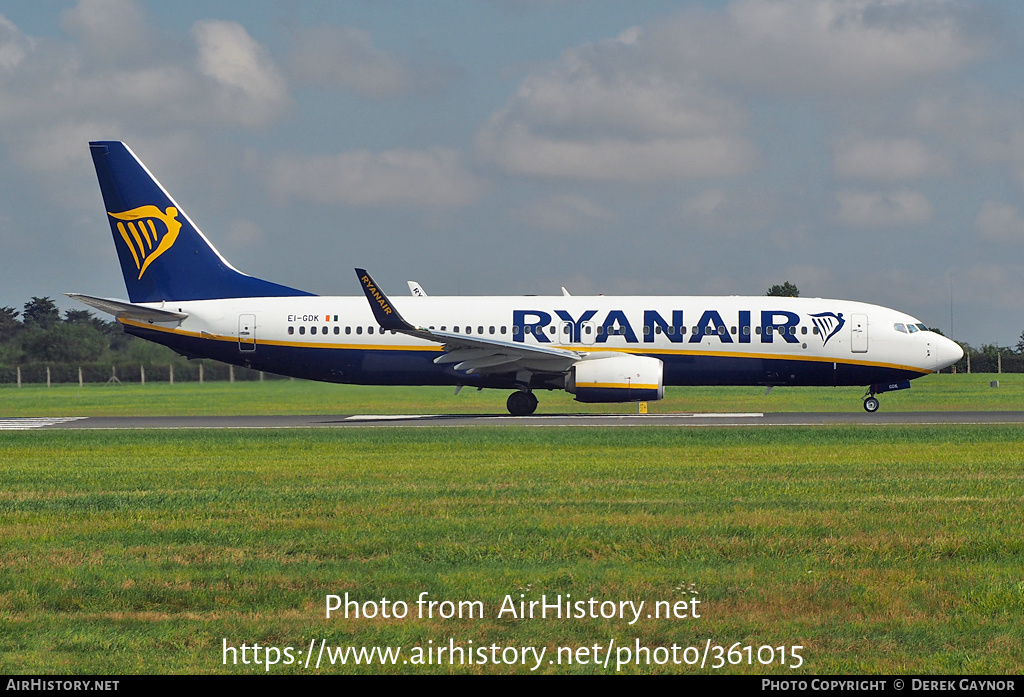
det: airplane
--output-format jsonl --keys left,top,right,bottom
{"left": 70, "top": 141, "right": 964, "bottom": 416}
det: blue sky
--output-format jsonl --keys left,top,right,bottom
{"left": 1, "top": 0, "right": 1023, "bottom": 346}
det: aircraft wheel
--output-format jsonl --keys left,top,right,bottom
{"left": 507, "top": 391, "right": 537, "bottom": 416}
{"left": 863, "top": 397, "right": 880, "bottom": 413}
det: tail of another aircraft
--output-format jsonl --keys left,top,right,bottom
{"left": 89, "top": 141, "right": 313, "bottom": 303}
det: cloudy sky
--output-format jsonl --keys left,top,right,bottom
{"left": 1, "top": 0, "right": 1023, "bottom": 346}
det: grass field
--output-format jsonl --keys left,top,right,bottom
{"left": 2, "top": 425, "right": 1023, "bottom": 674}
{"left": 1, "top": 372, "right": 1022, "bottom": 416}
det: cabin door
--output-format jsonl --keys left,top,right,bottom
{"left": 239, "top": 314, "right": 256, "bottom": 352}
{"left": 850, "top": 314, "right": 868, "bottom": 353}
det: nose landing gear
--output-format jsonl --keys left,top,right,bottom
{"left": 507, "top": 391, "right": 538, "bottom": 416}
{"left": 862, "top": 379, "right": 912, "bottom": 413}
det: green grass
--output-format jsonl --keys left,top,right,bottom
{"left": 2, "top": 426, "right": 1023, "bottom": 674}
{"left": 1, "top": 372, "right": 1022, "bottom": 417}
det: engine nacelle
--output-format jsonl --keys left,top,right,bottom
{"left": 566, "top": 355, "right": 664, "bottom": 403}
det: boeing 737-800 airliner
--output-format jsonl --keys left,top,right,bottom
{"left": 70, "top": 142, "right": 963, "bottom": 415}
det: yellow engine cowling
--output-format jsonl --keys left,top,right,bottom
{"left": 566, "top": 355, "right": 664, "bottom": 403}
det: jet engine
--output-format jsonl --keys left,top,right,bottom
{"left": 566, "top": 355, "right": 664, "bottom": 403}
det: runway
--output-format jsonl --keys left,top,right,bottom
{"left": 6, "top": 411, "right": 1024, "bottom": 430}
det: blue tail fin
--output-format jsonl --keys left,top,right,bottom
{"left": 89, "top": 141, "right": 313, "bottom": 303}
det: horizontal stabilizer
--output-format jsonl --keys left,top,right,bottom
{"left": 65, "top": 293, "right": 188, "bottom": 323}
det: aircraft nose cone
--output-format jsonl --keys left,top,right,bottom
{"left": 935, "top": 336, "right": 963, "bottom": 370}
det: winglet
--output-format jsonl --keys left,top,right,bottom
{"left": 355, "top": 269, "right": 414, "bottom": 331}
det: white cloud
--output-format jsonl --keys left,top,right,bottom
{"left": 228, "top": 219, "right": 265, "bottom": 246}
{"left": 60, "top": 0, "right": 150, "bottom": 62}
{"left": 477, "top": 29, "right": 756, "bottom": 182}
{"left": 287, "top": 25, "right": 456, "bottom": 99}
{"left": 686, "top": 190, "right": 728, "bottom": 217}
{"left": 653, "top": 0, "right": 984, "bottom": 95}
{"left": 480, "top": 126, "right": 754, "bottom": 182}
{"left": 975, "top": 200, "right": 1024, "bottom": 242}
{"left": 955, "top": 262, "right": 1024, "bottom": 310}
{"left": 192, "top": 20, "right": 289, "bottom": 128}
{"left": 0, "top": 15, "right": 33, "bottom": 72}
{"left": 835, "top": 190, "right": 932, "bottom": 227}
{"left": 265, "top": 148, "right": 484, "bottom": 208}
{"left": 0, "top": 3, "right": 291, "bottom": 141}
{"left": 21, "top": 120, "right": 116, "bottom": 173}
{"left": 834, "top": 137, "right": 949, "bottom": 180}
{"left": 521, "top": 193, "right": 617, "bottom": 232}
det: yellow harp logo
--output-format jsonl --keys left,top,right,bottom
{"left": 108, "top": 206, "right": 182, "bottom": 280}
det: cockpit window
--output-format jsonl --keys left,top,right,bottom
{"left": 916, "top": 323, "right": 928, "bottom": 331}
{"left": 907, "top": 324, "right": 919, "bottom": 333}
{"left": 894, "top": 323, "right": 907, "bottom": 333}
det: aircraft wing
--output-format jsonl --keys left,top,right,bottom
{"left": 355, "top": 269, "right": 580, "bottom": 375}
{"left": 65, "top": 293, "right": 189, "bottom": 323}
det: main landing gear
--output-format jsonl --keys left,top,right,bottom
{"left": 507, "top": 391, "right": 538, "bottom": 416}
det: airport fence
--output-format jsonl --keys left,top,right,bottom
{"left": 1, "top": 349, "right": 1020, "bottom": 385}
{"left": 944, "top": 350, "right": 1024, "bottom": 375}
{"left": 0, "top": 361, "right": 287, "bottom": 385}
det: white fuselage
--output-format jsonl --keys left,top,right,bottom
{"left": 120, "top": 294, "right": 963, "bottom": 389}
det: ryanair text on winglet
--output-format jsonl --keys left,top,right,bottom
{"left": 361, "top": 275, "right": 393, "bottom": 316}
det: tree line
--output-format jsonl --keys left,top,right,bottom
{"left": 0, "top": 297, "right": 268, "bottom": 384}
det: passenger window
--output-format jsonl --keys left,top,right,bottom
{"left": 334, "top": 326, "right": 340, "bottom": 335}
{"left": 789, "top": 326, "right": 796, "bottom": 335}
{"left": 730, "top": 326, "right": 736, "bottom": 335}
{"left": 718, "top": 326, "right": 726, "bottom": 335}
{"left": 466, "top": 326, "right": 472, "bottom": 335}
{"left": 501, "top": 326, "right": 507, "bottom": 334}
{"left": 346, "top": 326, "right": 351, "bottom": 335}
{"left": 681, "top": 326, "right": 687, "bottom": 335}
{"left": 479, "top": 326, "right": 484, "bottom": 334}
{"left": 454, "top": 326, "right": 460, "bottom": 333}
{"left": 812, "top": 326, "right": 819, "bottom": 335}
{"left": 288, "top": 326, "right": 294, "bottom": 335}
{"left": 801, "top": 326, "right": 807, "bottom": 335}
{"left": 368, "top": 327, "right": 374, "bottom": 335}
{"left": 323, "top": 326, "right": 328, "bottom": 334}
{"left": 655, "top": 325, "right": 662, "bottom": 334}
{"left": 311, "top": 326, "right": 317, "bottom": 335}
{"left": 549, "top": 326, "right": 556, "bottom": 334}
{"left": 489, "top": 326, "right": 495, "bottom": 335}
{"left": 511, "top": 326, "right": 518, "bottom": 335}
{"left": 644, "top": 326, "right": 651, "bottom": 336}
{"left": 441, "top": 326, "right": 447, "bottom": 331}
{"left": 299, "top": 326, "right": 306, "bottom": 335}
{"left": 742, "top": 326, "right": 750, "bottom": 336}
{"left": 356, "top": 326, "right": 362, "bottom": 335}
